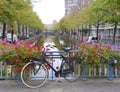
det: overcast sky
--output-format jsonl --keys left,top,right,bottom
{"left": 32, "top": 0, "right": 65, "bottom": 24}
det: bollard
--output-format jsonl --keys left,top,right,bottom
{"left": 83, "top": 65, "right": 87, "bottom": 81}
{"left": 108, "top": 64, "right": 114, "bottom": 81}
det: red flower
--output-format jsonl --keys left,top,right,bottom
{"left": 9, "top": 59, "right": 13, "bottom": 63}
{"left": 99, "top": 47, "right": 104, "bottom": 51}
{"left": 28, "top": 49, "right": 32, "bottom": 52}
{"left": 11, "top": 67, "right": 15, "bottom": 71}
{"left": 15, "top": 61, "right": 19, "bottom": 64}
{"left": 15, "top": 47, "right": 18, "bottom": 51}
{"left": 94, "top": 54, "right": 99, "bottom": 58}
{"left": 46, "top": 48, "right": 50, "bottom": 51}
{"left": 89, "top": 60, "right": 93, "bottom": 65}
{"left": 91, "top": 50, "right": 96, "bottom": 54}
{"left": 34, "top": 46, "right": 41, "bottom": 50}
{"left": 15, "top": 55, "right": 19, "bottom": 58}
{"left": 83, "top": 53, "right": 88, "bottom": 57}
{"left": 19, "top": 61, "right": 23, "bottom": 64}
{"left": 26, "top": 67, "right": 30, "bottom": 71}
{"left": 45, "top": 64, "right": 50, "bottom": 70}
{"left": 74, "top": 55, "right": 79, "bottom": 59}
{"left": 17, "top": 67, "right": 22, "bottom": 72}
{"left": 34, "top": 52, "right": 37, "bottom": 54}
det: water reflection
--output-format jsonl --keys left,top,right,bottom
{"left": 44, "top": 35, "right": 62, "bottom": 79}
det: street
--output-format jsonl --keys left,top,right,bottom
{"left": 0, "top": 78, "right": 120, "bottom": 92}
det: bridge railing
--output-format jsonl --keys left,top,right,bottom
{"left": 0, "top": 50, "right": 120, "bottom": 81}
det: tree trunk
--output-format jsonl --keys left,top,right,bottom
{"left": 81, "top": 26, "right": 83, "bottom": 41}
{"left": 25, "top": 26, "right": 27, "bottom": 37}
{"left": 113, "top": 23, "right": 117, "bottom": 45}
{"left": 96, "top": 24, "right": 99, "bottom": 43}
{"left": 88, "top": 24, "right": 91, "bottom": 36}
{"left": 11, "top": 29, "right": 14, "bottom": 43}
{"left": 22, "top": 25, "right": 24, "bottom": 38}
{"left": 18, "top": 24, "right": 20, "bottom": 39}
{"left": 2, "top": 23, "right": 6, "bottom": 40}
{"left": 11, "top": 25, "right": 14, "bottom": 43}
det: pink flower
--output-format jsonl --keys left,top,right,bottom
{"left": 107, "top": 44, "right": 113, "bottom": 49}
{"left": 95, "top": 44, "right": 100, "bottom": 47}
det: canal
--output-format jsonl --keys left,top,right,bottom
{"left": 37, "top": 33, "right": 79, "bottom": 80}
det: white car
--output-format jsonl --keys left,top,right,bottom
{"left": 6, "top": 33, "right": 18, "bottom": 42}
{"left": 87, "top": 36, "right": 97, "bottom": 44}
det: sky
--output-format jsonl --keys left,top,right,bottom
{"left": 32, "top": 0, "right": 65, "bottom": 24}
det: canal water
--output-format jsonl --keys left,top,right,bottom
{"left": 43, "top": 36, "right": 62, "bottom": 80}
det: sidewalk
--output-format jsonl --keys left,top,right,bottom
{"left": 0, "top": 78, "right": 120, "bottom": 92}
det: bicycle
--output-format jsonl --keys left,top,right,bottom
{"left": 21, "top": 44, "right": 80, "bottom": 88}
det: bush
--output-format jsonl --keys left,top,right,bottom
{"left": 75, "top": 41, "right": 120, "bottom": 67}
{"left": 0, "top": 40, "right": 42, "bottom": 72}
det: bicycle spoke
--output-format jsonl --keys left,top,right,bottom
{"left": 21, "top": 62, "right": 48, "bottom": 88}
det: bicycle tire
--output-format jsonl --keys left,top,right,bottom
{"left": 21, "top": 61, "right": 48, "bottom": 88}
{"left": 62, "top": 59, "right": 80, "bottom": 82}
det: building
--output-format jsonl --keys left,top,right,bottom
{"left": 64, "top": 0, "right": 120, "bottom": 44}
{"left": 64, "top": 0, "right": 78, "bottom": 15}
{"left": 64, "top": 0, "right": 92, "bottom": 15}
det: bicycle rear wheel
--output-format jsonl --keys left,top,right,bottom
{"left": 21, "top": 61, "right": 48, "bottom": 88}
{"left": 62, "top": 59, "right": 80, "bottom": 82}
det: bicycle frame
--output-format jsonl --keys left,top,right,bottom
{"left": 41, "top": 54, "right": 65, "bottom": 77}
{"left": 31, "top": 46, "right": 76, "bottom": 78}
{"left": 21, "top": 46, "right": 80, "bottom": 88}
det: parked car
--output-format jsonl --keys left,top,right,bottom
{"left": 6, "top": 33, "right": 18, "bottom": 43}
{"left": 87, "top": 36, "right": 97, "bottom": 44}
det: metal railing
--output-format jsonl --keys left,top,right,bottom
{"left": 0, "top": 50, "right": 120, "bottom": 81}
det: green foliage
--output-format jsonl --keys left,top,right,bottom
{"left": 52, "top": 37, "right": 62, "bottom": 50}
{"left": 75, "top": 42, "right": 120, "bottom": 67}
{"left": 0, "top": 40, "right": 42, "bottom": 68}
{"left": 36, "top": 36, "right": 45, "bottom": 46}
{"left": 0, "top": 0, "right": 45, "bottom": 32}
{"left": 53, "top": 0, "right": 120, "bottom": 33}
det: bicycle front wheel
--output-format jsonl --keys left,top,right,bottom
{"left": 21, "top": 61, "right": 48, "bottom": 88}
{"left": 62, "top": 59, "right": 80, "bottom": 82}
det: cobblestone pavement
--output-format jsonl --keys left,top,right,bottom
{"left": 0, "top": 78, "right": 120, "bottom": 92}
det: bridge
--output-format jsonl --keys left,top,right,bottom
{"left": 0, "top": 79, "right": 120, "bottom": 92}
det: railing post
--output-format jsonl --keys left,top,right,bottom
{"left": 99, "top": 67, "right": 102, "bottom": 76}
{"left": 115, "top": 65, "right": 118, "bottom": 77}
{"left": 108, "top": 64, "right": 114, "bottom": 81}
{"left": 51, "top": 52, "right": 54, "bottom": 81}
{"left": 83, "top": 64, "right": 87, "bottom": 81}
{"left": 17, "top": 72, "right": 21, "bottom": 82}
{"left": 94, "top": 67, "right": 96, "bottom": 77}
{"left": 88, "top": 66, "right": 92, "bottom": 77}
{"left": 104, "top": 65, "right": 107, "bottom": 76}
{"left": 0, "top": 62, "right": 2, "bottom": 78}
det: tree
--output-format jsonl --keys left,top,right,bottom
{"left": 0, "top": 0, "right": 45, "bottom": 41}
{"left": 100, "top": 0, "right": 120, "bottom": 44}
